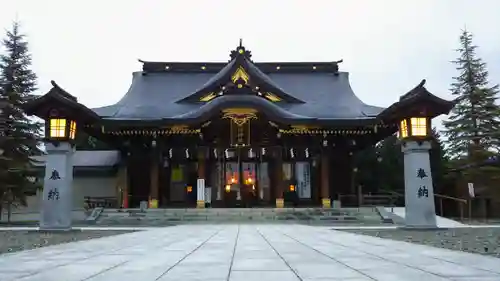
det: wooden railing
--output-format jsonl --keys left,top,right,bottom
{"left": 338, "top": 193, "right": 401, "bottom": 207}
{"left": 84, "top": 196, "right": 118, "bottom": 209}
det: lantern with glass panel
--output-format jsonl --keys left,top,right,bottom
{"left": 398, "top": 116, "right": 430, "bottom": 140}
{"left": 46, "top": 109, "right": 77, "bottom": 142}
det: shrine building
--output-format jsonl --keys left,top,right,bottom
{"left": 24, "top": 42, "right": 454, "bottom": 209}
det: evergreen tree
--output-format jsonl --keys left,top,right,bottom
{"left": 0, "top": 21, "right": 42, "bottom": 221}
{"left": 430, "top": 128, "right": 448, "bottom": 193}
{"left": 443, "top": 30, "right": 500, "bottom": 161}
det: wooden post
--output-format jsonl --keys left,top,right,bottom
{"left": 197, "top": 148, "right": 206, "bottom": 208}
{"left": 321, "top": 153, "right": 331, "bottom": 208}
{"left": 117, "top": 164, "right": 128, "bottom": 208}
{"left": 275, "top": 147, "right": 284, "bottom": 208}
{"left": 469, "top": 199, "right": 472, "bottom": 223}
{"left": 149, "top": 148, "right": 159, "bottom": 208}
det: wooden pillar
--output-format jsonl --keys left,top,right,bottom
{"left": 197, "top": 148, "right": 206, "bottom": 208}
{"left": 116, "top": 162, "right": 128, "bottom": 208}
{"left": 275, "top": 147, "right": 284, "bottom": 208}
{"left": 149, "top": 147, "right": 159, "bottom": 208}
{"left": 321, "top": 152, "right": 331, "bottom": 208}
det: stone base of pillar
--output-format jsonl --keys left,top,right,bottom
{"left": 275, "top": 198, "right": 284, "bottom": 208}
{"left": 40, "top": 142, "right": 74, "bottom": 231}
{"left": 402, "top": 140, "right": 437, "bottom": 229}
{"left": 322, "top": 198, "right": 331, "bottom": 208}
{"left": 196, "top": 200, "right": 205, "bottom": 208}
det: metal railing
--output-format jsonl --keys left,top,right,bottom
{"left": 383, "top": 190, "right": 471, "bottom": 223}
{"left": 339, "top": 191, "right": 472, "bottom": 222}
{"left": 434, "top": 193, "right": 470, "bottom": 223}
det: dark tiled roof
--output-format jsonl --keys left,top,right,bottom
{"left": 92, "top": 70, "right": 384, "bottom": 122}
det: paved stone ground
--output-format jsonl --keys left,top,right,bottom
{"left": 341, "top": 228, "right": 500, "bottom": 257}
{"left": 1, "top": 225, "right": 500, "bottom": 281}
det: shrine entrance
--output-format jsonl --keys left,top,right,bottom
{"left": 214, "top": 148, "right": 272, "bottom": 207}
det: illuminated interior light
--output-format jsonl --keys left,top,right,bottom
{"left": 69, "top": 120, "right": 76, "bottom": 140}
{"left": 201, "top": 66, "right": 206, "bottom": 70}
{"left": 225, "top": 185, "right": 231, "bottom": 192}
{"left": 312, "top": 66, "right": 317, "bottom": 69}
{"left": 276, "top": 66, "right": 280, "bottom": 70}
{"left": 165, "top": 65, "right": 170, "bottom": 70}
{"left": 410, "top": 117, "right": 427, "bottom": 137}
{"left": 49, "top": 119, "right": 67, "bottom": 138}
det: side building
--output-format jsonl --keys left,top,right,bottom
{"left": 24, "top": 43, "right": 453, "bottom": 209}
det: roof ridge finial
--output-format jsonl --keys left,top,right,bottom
{"left": 230, "top": 39, "right": 252, "bottom": 61}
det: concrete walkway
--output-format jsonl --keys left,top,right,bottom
{"left": 1, "top": 225, "right": 500, "bottom": 281}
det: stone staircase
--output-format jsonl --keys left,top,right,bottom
{"left": 95, "top": 207, "right": 389, "bottom": 226}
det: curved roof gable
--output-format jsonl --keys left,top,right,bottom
{"left": 176, "top": 43, "right": 304, "bottom": 104}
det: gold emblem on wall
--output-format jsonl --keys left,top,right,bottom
{"left": 222, "top": 108, "right": 257, "bottom": 126}
{"left": 222, "top": 108, "right": 257, "bottom": 146}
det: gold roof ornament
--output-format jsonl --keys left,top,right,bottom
{"left": 222, "top": 108, "right": 257, "bottom": 126}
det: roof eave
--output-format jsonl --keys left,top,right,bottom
{"left": 23, "top": 81, "right": 101, "bottom": 122}
{"left": 377, "top": 79, "right": 455, "bottom": 122}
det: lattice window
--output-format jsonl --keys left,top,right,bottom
{"left": 411, "top": 117, "right": 427, "bottom": 136}
{"left": 49, "top": 119, "right": 66, "bottom": 138}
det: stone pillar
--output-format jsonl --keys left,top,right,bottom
{"left": 320, "top": 153, "right": 331, "bottom": 208}
{"left": 402, "top": 141, "right": 437, "bottom": 228}
{"left": 275, "top": 147, "right": 284, "bottom": 208}
{"left": 40, "top": 142, "right": 74, "bottom": 231}
{"left": 197, "top": 148, "right": 206, "bottom": 208}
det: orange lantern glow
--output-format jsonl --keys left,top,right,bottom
{"left": 289, "top": 185, "right": 295, "bottom": 192}
{"left": 186, "top": 186, "right": 193, "bottom": 193}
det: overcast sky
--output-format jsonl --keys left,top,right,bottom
{"left": 0, "top": 0, "right": 498, "bottom": 130}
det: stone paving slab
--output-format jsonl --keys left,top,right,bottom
{"left": 0, "top": 225, "right": 499, "bottom": 280}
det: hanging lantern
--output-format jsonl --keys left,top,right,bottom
{"left": 225, "top": 184, "right": 231, "bottom": 192}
